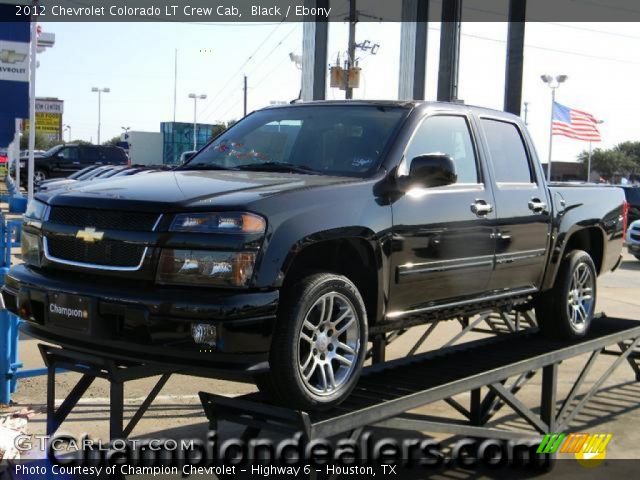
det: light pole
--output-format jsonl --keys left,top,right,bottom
{"left": 188, "top": 93, "right": 207, "bottom": 151}
{"left": 91, "top": 87, "right": 110, "bottom": 144}
{"left": 63, "top": 124, "right": 71, "bottom": 143}
{"left": 540, "top": 74, "right": 568, "bottom": 182}
{"left": 121, "top": 126, "right": 131, "bottom": 136}
{"left": 587, "top": 119, "right": 604, "bottom": 182}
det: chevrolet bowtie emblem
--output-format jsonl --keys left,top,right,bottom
{"left": 0, "top": 49, "right": 27, "bottom": 64}
{"left": 76, "top": 227, "right": 104, "bottom": 243}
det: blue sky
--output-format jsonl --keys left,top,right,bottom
{"left": 35, "top": 20, "right": 640, "bottom": 163}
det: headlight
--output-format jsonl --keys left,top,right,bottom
{"left": 170, "top": 212, "right": 266, "bottom": 234}
{"left": 24, "top": 199, "right": 47, "bottom": 221}
{"left": 21, "top": 231, "right": 42, "bottom": 267}
{"left": 156, "top": 250, "right": 257, "bottom": 287}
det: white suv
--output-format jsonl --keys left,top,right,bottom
{"left": 627, "top": 219, "right": 640, "bottom": 260}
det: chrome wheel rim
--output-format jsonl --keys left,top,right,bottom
{"left": 297, "top": 292, "right": 360, "bottom": 397}
{"left": 567, "top": 262, "right": 594, "bottom": 332}
{"left": 34, "top": 171, "right": 46, "bottom": 182}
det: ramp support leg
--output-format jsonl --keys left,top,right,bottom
{"left": 541, "top": 364, "right": 558, "bottom": 432}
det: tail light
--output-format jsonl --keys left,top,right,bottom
{"left": 623, "top": 200, "right": 629, "bottom": 237}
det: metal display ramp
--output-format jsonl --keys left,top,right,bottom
{"left": 200, "top": 315, "right": 640, "bottom": 442}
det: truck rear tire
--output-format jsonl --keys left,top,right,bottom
{"left": 535, "top": 250, "right": 597, "bottom": 339}
{"left": 257, "top": 273, "right": 368, "bottom": 411}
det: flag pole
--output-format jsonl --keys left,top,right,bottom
{"left": 546, "top": 88, "right": 555, "bottom": 182}
{"left": 587, "top": 140, "right": 592, "bottom": 182}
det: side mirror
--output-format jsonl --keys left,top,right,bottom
{"left": 401, "top": 153, "right": 457, "bottom": 190}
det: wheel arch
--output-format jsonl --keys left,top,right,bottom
{"left": 542, "top": 225, "right": 605, "bottom": 290}
{"left": 278, "top": 228, "right": 385, "bottom": 327}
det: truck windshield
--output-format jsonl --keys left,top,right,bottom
{"left": 182, "top": 105, "right": 407, "bottom": 176}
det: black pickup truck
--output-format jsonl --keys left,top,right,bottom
{"left": 3, "top": 101, "right": 625, "bottom": 410}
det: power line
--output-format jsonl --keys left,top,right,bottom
{"left": 197, "top": 20, "right": 287, "bottom": 119}
{"left": 201, "top": 25, "right": 299, "bottom": 122}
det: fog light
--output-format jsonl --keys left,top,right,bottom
{"left": 191, "top": 323, "right": 217, "bottom": 348}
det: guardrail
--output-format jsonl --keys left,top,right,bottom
{"left": 0, "top": 175, "right": 45, "bottom": 405}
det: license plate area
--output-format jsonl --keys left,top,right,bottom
{"left": 48, "top": 293, "right": 93, "bottom": 333}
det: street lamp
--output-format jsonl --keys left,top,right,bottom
{"left": 188, "top": 93, "right": 207, "bottom": 151}
{"left": 91, "top": 87, "right": 110, "bottom": 144}
{"left": 587, "top": 119, "right": 605, "bottom": 182}
{"left": 63, "top": 124, "right": 71, "bottom": 143}
{"left": 541, "top": 74, "right": 568, "bottom": 181}
{"left": 121, "top": 126, "right": 131, "bottom": 135}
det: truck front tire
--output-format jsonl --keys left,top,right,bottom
{"left": 536, "top": 250, "right": 597, "bottom": 339}
{"left": 258, "top": 273, "right": 368, "bottom": 411}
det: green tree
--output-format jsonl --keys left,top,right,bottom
{"left": 67, "top": 139, "right": 92, "bottom": 146}
{"left": 20, "top": 131, "right": 59, "bottom": 151}
{"left": 577, "top": 147, "right": 635, "bottom": 180}
{"left": 102, "top": 135, "right": 122, "bottom": 146}
{"left": 614, "top": 141, "right": 640, "bottom": 177}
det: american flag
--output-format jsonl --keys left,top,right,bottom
{"left": 552, "top": 102, "right": 601, "bottom": 141}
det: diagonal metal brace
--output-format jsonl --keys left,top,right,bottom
{"left": 488, "top": 382, "right": 548, "bottom": 433}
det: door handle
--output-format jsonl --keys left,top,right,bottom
{"left": 528, "top": 198, "right": 548, "bottom": 213}
{"left": 470, "top": 200, "right": 493, "bottom": 216}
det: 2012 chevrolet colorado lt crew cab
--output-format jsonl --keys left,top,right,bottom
{"left": 2, "top": 101, "right": 625, "bottom": 410}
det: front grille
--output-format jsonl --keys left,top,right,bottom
{"left": 46, "top": 237, "right": 145, "bottom": 268}
{"left": 631, "top": 233, "right": 640, "bottom": 242}
{"left": 48, "top": 207, "right": 159, "bottom": 232}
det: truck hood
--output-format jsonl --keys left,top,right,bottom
{"left": 40, "top": 170, "right": 358, "bottom": 212}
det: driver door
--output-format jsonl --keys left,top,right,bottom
{"left": 388, "top": 113, "right": 497, "bottom": 315}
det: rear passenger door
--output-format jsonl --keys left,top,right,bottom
{"left": 55, "top": 146, "right": 81, "bottom": 175}
{"left": 478, "top": 116, "right": 552, "bottom": 292}
{"left": 388, "top": 113, "right": 497, "bottom": 314}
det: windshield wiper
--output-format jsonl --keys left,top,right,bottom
{"left": 235, "top": 162, "right": 318, "bottom": 174}
{"left": 182, "top": 162, "right": 236, "bottom": 171}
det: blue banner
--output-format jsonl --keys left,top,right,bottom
{"left": 0, "top": 3, "right": 31, "bottom": 146}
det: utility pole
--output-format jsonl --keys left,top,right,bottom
{"left": 27, "top": 12, "right": 37, "bottom": 202}
{"left": 345, "top": 0, "right": 357, "bottom": 99}
{"left": 173, "top": 49, "right": 178, "bottom": 123}
{"left": 243, "top": 75, "right": 248, "bottom": 117}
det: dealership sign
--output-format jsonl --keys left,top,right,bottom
{"left": 0, "top": 41, "right": 29, "bottom": 82}
{"left": 23, "top": 98, "right": 64, "bottom": 141}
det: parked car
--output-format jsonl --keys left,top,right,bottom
{"left": 3, "top": 101, "right": 625, "bottom": 411}
{"left": 36, "top": 166, "right": 147, "bottom": 193}
{"left": 19, "top": 144, "right": 128, "bottom": 183}
{"left": 626, "top": 219, "right": 640, "bottom": 260}
{"left": 621, "top": 185, "right": 640, "bottom": 225}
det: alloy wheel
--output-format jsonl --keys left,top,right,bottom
{"left": 566, "top": 262, "right": 594, "bottom": 332}
{"left": 297, "top": 292, "right": 360, "bottom": 396}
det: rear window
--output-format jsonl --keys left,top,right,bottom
{"left": 481, "top": 119, "right": 533, "bottom": 184}
{"left": 104, "top": 147, "right": 127, "bottom": 163}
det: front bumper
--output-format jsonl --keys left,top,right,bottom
{"left": 2, "top": 265, "right": 279, "bottom": 379}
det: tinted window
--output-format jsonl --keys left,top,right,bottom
{"left": 187, "top": 106, "right": 407, "bottom": 176}
{"left": 81, "top": 147, "right": 100, "bottom": 164}
{"left": 624, "top": 187, "right": 640, "bottom": 204}
{"left": 405, "top": 115, "right": 479, "bottom": 184}
{"left": 59, "top": 147, "right": 79, "bottom": 161}
{"left": 482, "top": 119, "right": 533, "bottom": 184}
{"left": 105, "top": 147, "right": 126, "bottom": 163}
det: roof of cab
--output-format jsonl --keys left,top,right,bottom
{"left": 261, "top": 99, "right": 522, "bottom": 122}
